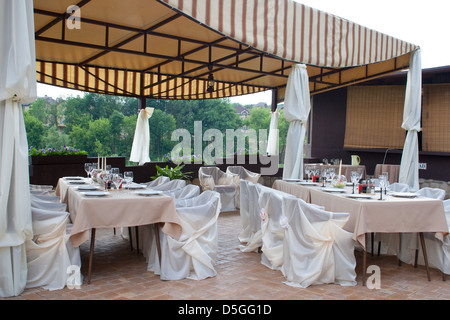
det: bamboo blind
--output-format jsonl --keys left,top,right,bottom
{"left": 344, "top": 85, "right": 406, "bottom": 149}
{"left": 422, "top": 84, "right": 450, "bottom": 152}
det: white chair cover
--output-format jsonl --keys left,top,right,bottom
{"left": 142, "top": 176, "right": 170, "bottom": 188}
{"left": 30, "top": 194, "right": 67, "bottom": 212}
{"left": 281, "top": 197, "right": 357, "bottom": 288}
{"left": 258, "top": 188, "right": 295, "bottom": 270}
{"left": 144, "top": 191, "right": 221, "bottom": 280}
{"left": 238, "top": 180, "right": 251, "bottom": 243}
{"left": 199, "top": 167, "right": 239, "bottom": 212}
{"left": 415, "top": 187, "right": 446, "bottom": 200}
{"left": 389, "top": 182, "right": 410, "bottom": 192}
{"left": 151, "top": 179, "right": 186, "bottom": 191}
{"left": 239, "top": 181, "right": 263, "bottom": 252}
{"left": 169, "top": 184, "right": 200, "bottom": 201}
{"left": 226, "top": 166, "right": 261, "bottom": 209}
{"left": 25, "top": 207, "right": 81, "bottom": 290}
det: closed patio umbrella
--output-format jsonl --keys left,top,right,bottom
{"left": 282, "top": 64, "right": 311, "bottom": 180}
{"left": 399, "top": 49, "right": 422, "bottom": 192}
{"left": 129, "top": 107, "right": 154, "bottom": 165}
{"left": 0, "top": 0, "right": 36, "bottom": 297}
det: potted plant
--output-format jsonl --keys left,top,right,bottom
{"left": 151, "top": 164, "right": 192, "bottom": 181}
{"left": 29, "top": 146, "right": 88, "bottom": 165}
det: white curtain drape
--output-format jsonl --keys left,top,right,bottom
{"left": 399, "top": 49, "right": 422, "bottom": 192}
{"left": 266, "top": 110, "right": 279, "bottom": 156}
{"left": 0, "top": 0, "right": 36, "bottom": 297}
{"left": 129, "top": 107, "right": 154, "bottom": 165}
{"left": 282, "top": 64, "right": 311, "bottom": 180}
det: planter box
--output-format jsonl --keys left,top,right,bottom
{"left": 30, "top": 155, "right": 87, "bottom": 165}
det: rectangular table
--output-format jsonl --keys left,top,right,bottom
{"left": 272, "top": 180, "right": 449, "bottom": 284}
{"left": 56, "top": 178, "right": 182, "bottom": 283}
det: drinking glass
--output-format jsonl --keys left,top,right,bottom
{"left": 124, "top": 171, "right": 134, "bottom": 192}
{"left": 378, "top": 175, "right": 387, "bottom": 200}
{"left": 89, "top": 163, "right": 97, "bottom": 183}
{"left": 111, "top": 168, "right": 119, "bottom": 175}
{"left": 328, "top": 167, "right": 336, "bottom": 181}
{"left": 304, "top": 165, "right": 311, "bottom": 181}
{"left": 320, "top": 168, "right": 327, "bottom": 187}
{"left": 350, "top": 171, "right": 359, "bottom": 194}
{"left": 112, "top": 174, "right": 123, "bottom": 197}
{"left": 84, "top": 163, "right": 92, "bottom": 178}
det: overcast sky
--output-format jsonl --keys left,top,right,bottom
{"left": 38, "top": 0, "right": 450, "bottom": 105}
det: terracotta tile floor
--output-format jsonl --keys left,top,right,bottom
{"left": 4, "top": 211, "right": 449, "bottom": 301}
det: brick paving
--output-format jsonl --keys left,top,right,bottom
{"left": 3, "top": 211, "right": 449, "bottom": 301}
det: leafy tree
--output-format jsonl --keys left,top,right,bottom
{"left": 149, "top": 109, "right": 177, "bottom": 160}
{"left": 24, "top": 112, "right": 46, "bottom": 148}
{"left": 43, "top": 126, "right": 71, "bottom": 149}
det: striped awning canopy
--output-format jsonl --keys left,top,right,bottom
{"left": 34, "top": 0, "right": 419, "bottom": 102}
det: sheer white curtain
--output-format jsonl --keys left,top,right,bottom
{"left": 282, "top": 64, "right": 311, "bottom": 180}
{"left": 130, "top": 107, "right": 154, "bottom": 165}
{"left": 399, "top": 49, "right": 422, "bottom": 192}
{"left": 0, "top": 0, "right": 36, "bottom": 297}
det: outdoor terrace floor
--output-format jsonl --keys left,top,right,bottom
{"left": 3, "top": 211, "right": 449, "bottom": 302}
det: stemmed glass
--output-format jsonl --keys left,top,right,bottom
{"left": 320, "top": 168, "right": 327, "bottom": 187}
{"left": 124, "top": 171, "right": 134, "bottom": 193}
{"left": 112, "top": 174, "right": 123, "bottom": 197}
{"left": 84, "top": 163, "right": 92, "bottom": 178}
{"left": 328, "top": 167, "right": 336, "bottom": 181}
{"left": 304, "top": 165, "right": 311, "bottom": 181}
{"left": 311, "top": 166, "right": 320, "bottom": 183}
{"left": 89, "top": 163, "right": 97, "bottom": 184}
{"left": 350, "top": 171, "right": 359, "bottom": 194}
{"left": 382, "top": 171, "right": 389, "bottom": 194}
{"left": 378, "top": 175, "right": 387, "bottom": 200}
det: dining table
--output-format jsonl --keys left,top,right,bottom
{"left": 56, "top": 177, "right": 182, "bottom": 283}
{"left": 272, "top": 179, "right": 449, "bottom": 285}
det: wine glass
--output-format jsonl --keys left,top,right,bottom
{"left": 304, "top": 165, "right": 311, "bottom": 181}
{"left": 84, "top": 163, "right": 92, "bottom": 178}
{"left": 311, "top": 166, "right": 320, "bottom": 182}
{"left": 378, "top": 175, "right": 387, "bottom": 200}
{"left": 320, "top": 168, "right": 327, "bottom": 187}
{"left": 328, "top": 167, "right": 336, "bottom": 181}
{"left": 112, "top": 174, "right": 123, "bottom": 197}
{"left": 89, "top": 163, "right": 97, "bottom": 183}
{"left": 350, "top": 171, "right": 359, "bottom": 194}
{"left": 124, "top": 171, "right": 134, "bottom": 192}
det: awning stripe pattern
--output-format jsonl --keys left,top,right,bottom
{"left": 162, "top": 0, "right": 417, "bottom": 68}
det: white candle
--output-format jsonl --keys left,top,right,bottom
{"left": 97, "top": 155, "right": 100, "bottom": 169}
{"left": 104, "top": 157, "right": 107, "bottom": 170}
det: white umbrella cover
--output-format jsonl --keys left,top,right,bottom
{"left": 399, "top": 49, "right": 422, "bottom": 192}
{"left": 282, "top": 64, "right": 311, "bottom": 180}
{"left": 129, "top": 107, "right": 154, "bottom": 165}
{"left": 0, "top": 0, "right": 36, "bottom": 297}
{"left": 266, "top": 110, "right": 280, "bottom": 156}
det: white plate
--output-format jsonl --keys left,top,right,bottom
{"left": 80, "top": 191, "right": 110, "bottom": 197}
{"left": 69, "top": 181, "right": 86, "bottom": 185}
{"left": 297, "top": 181, "right": 319, "bottom": 186}
{"left": 65, "top": 177, "right": 83, "bottom": 180}
{"left": 346, "top": 194, "right": 373, "bottom": 199}
{"left": 135, "top": 190, "right": 163, "bottom": 196}
{"left": 125, "top": 184, "right": 146, "bottom": 189}
{"left": 283, "top": 179, "right": 303, "bottom": 182}
{"left": 390, "top": 192, "right": 417, "bottom": 198}
{"left": 77, "top": 185, "right": 98, "bottom": 191}
{"left": 322, "top": 187, "right": 347, "bottom": 193}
